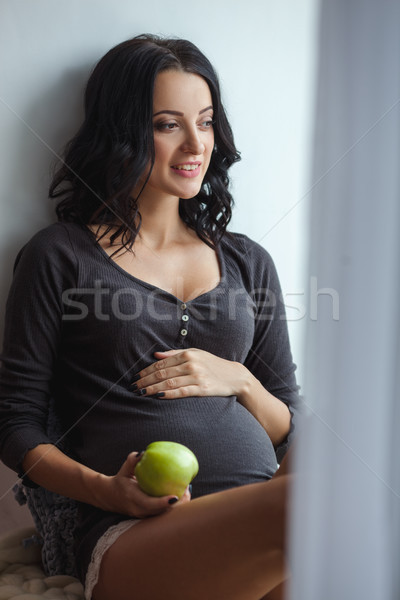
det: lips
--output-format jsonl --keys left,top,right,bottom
{"left": 171, "top": 162, "right": 201, "bottom": 171}
{"left": 171, "top": 162, "right": 202, "bottom": 178}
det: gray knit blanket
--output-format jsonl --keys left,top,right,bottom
{"left": 13, "top": 399, "right": 79, "bottom": 577}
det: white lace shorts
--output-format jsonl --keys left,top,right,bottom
{"left": 85, "top": 518, "right": 140, "bottom": 600}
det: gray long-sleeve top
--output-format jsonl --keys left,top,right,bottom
{"left": 0, "top": 222, "right": 301, "bottom": 497}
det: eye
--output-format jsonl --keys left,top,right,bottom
{"left": 199, "top": 119, "right": 214, "bottom": 130}
{"left": 154, "top": 121, "right": 179, "bottom": 132}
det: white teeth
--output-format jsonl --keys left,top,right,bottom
{"left": 173, "top": 164, "right": 199, "bottom": 171}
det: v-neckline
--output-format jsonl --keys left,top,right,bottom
{"left": 89, "top": 229, "right": 226, "bottom": 304}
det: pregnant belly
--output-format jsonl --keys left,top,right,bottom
{"left": 167, "top": 397, "right": 278, "bottom": 497}
{"left": 75, "top": 396, "right": 278, "bottom": 498}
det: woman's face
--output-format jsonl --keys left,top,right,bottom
{"left": 142, "top": 69, "right": 214, "bottom": 202}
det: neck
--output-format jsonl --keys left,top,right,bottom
{"left": 136, "top": 193, "right": 191, "bottom": 249}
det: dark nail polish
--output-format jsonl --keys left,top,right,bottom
{"left": 168, "top": 497, "right": 178, "bottom": 505}
{"left": 132, "top": 374, "right": 140, "bottom": 383}
{"left": 188, "top": 484, "right": 193, "bottom": 494}
{"left": 135, "top": 450, "right": 144, "bottom": 457}
{"left": 139, "top": 388, "right": 147, "bottom": 395}
{"left": 131, "top": 383, "right": 138, "bottom": 391}
{"left": 154, "top": 392, "right": 165, "bottom": 398}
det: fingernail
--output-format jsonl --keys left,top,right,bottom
{"left": 139, "top": 388, "right": 147, "bottom": 396}
{"left": 168, "top": 497, "right": 178, "bottom": 505}
{"left": 131, "top": 384, "right": 138, "bottom": 391}
{"left": 188, "top": 484, "right": 192, "bottom": 494}
{"left": 135, "top": 450, "right": 144, "bottom": 457}
{"left": 154, "top": 392, "right": 165, "bottom": 398}
{"left": 132, "top": 374, "right": 140, "bottom": 383}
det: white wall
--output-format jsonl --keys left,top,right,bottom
{"left": 0, "top": 0, "right": 318, "bottom": 533}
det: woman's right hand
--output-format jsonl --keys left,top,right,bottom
{"left": 94, "top": 451, "right": 191, "bottom": 518}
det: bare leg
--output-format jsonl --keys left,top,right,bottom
{"left": 260, "top": 580, "right": 286, "bottom": 600}
{"left": 93, "top": 474, "right": 293, "bottom": 600}
{"left": 263, "top": 445, "right": 296, "bottom": 598}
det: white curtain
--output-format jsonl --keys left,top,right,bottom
{"left": 289, "top": 1, "right": 400, "bottom": 599}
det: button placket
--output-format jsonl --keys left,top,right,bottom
{"left": 179, "top": 302, "right": 189, "bottom": 340}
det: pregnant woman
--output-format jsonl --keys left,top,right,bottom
{"left": 0, "top": 34, "right": 301, "bottom": 600}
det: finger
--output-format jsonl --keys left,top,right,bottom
{"left": 133, "top": 488, "right": 180, "bottom": 517}
{"left": 143, "top": 381, "right": 203, "bottom": 399}
{"left": 139, "top": 375, "right": 196, "bottom": 397}
{"left": 135, "top": 351, "right": 187, "bottom": 382}
{"left": 127, "top": 453, "right": 181, "bottom": 509}
{"left": 117, "top": 455, "right": 180, "bottom": 517}
{"left": 180, "top": 485, "right": 192, "bottom": 504}
{"left": 153, "top": 348, "right": 199, "bottom": 361}
{"left": 167, "top": 486, "right": 191, "bottom": 511}
{"left": 153, "top": 349, "right": 184, "bottom": 357}
{"left": 118, "top": 451, "right": 144, "bottom": 478}
{"left": 131, "top": 473, "right": 181, "bottom": 513}
{"left": 137, "top": 363, "right": 193, "bottom": 392}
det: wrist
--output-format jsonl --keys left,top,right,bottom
{"left": 83, "top": 469, "right": 112, "bottom": 510}
{"left": 234, "top": 363, "right": 255, "bottom": 400}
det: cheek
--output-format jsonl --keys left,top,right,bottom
{"left": 153, "top": 138, "right": 171, "bottom": 167}
{"left": 205, "top": 134, "right": 215, "bottom": 163}
{"left": 208, "top": 129, "right": 215, "bottom": 150}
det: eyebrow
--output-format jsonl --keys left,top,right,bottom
{"left": 153, "top": 105, "right": 213, "bottom": 117}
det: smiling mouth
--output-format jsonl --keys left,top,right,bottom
{"left": 171, "top": 163, "right": 201, "bottom": 171}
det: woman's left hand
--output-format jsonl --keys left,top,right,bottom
{"left": 131, "top": 348, "right": 252, "bottom": 399}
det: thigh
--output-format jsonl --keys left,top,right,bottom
{"left": 260, "top": 581, "right": 287, "bottom": 600}
{"left": 93, "top": 475, "right": 292, "bottom": 600}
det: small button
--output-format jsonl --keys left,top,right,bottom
{"left": 180, "top": 328, "right": 188, "bottom": 336}
{"left": 180, "top": 303, "right": 187, "bottom": 310}
{"left": 182, "top": 314, "right": 189, "bottom": 322}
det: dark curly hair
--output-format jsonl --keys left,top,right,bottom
{"left": 49, "top": 34, "right": 241, "bottom": 251}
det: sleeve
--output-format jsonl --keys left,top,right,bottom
{"left": 0, "top": 224, "right": 78, "bottom": 475}
{"left": 242, "top": 238, "right": 303, "bottom": 463}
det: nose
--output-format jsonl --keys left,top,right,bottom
{"left": 181, "top": 127, "right": 205, "bottom": 155}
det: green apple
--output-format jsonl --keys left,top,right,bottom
{"left": 134, "top": 441, "right": 199, "bottom": 498}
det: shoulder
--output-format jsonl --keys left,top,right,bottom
{"left": 18, "top": 221, "right": 85, "bottom": 249}
{"left": 15, "top": 222, "right": 88, "bottom": 257}
{"left": 13, "top": 222, "right": 85, "bottom": 276}
{"left": 220, "top": 231, "right": 278, "bottom": 277}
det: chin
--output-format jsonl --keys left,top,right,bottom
{"left": 178, "top": 183, "right": 204, "bottom": 200}
{"left": 179, "top": 191, "right": 200, "bottom": 200}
